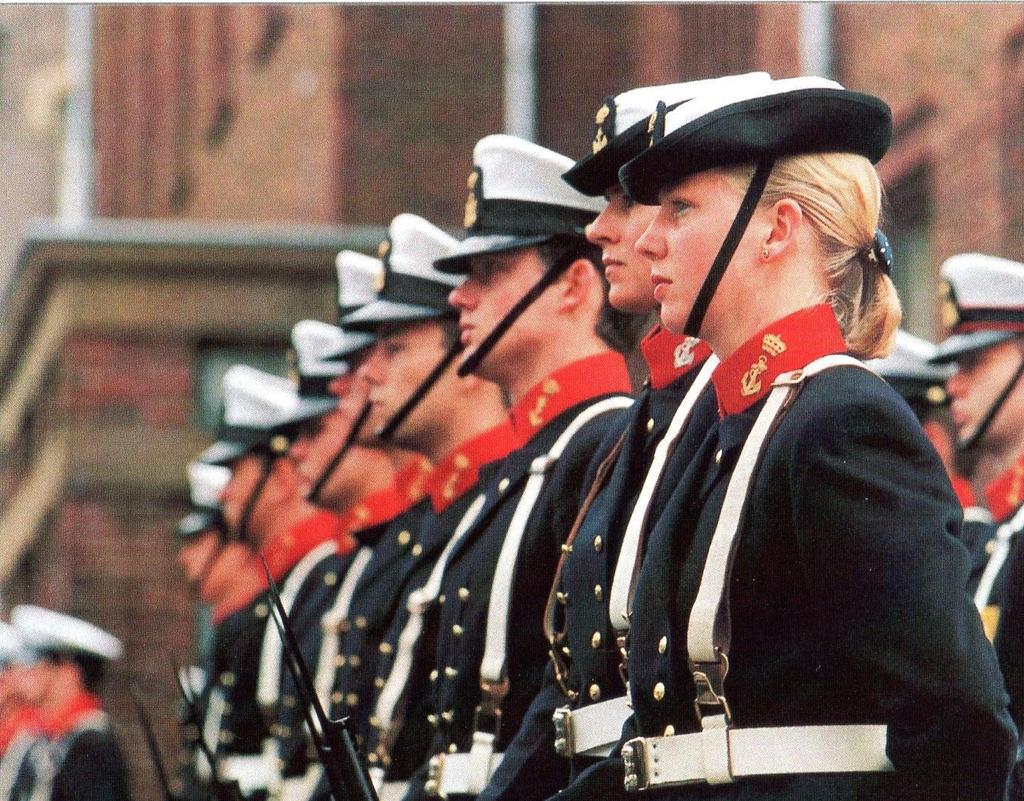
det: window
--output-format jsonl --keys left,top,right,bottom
{"left": 888, "top": 164, "right": 936, "bottom": 339}
{"left": 193, "top": 344, "right": 289, "bottom": 433}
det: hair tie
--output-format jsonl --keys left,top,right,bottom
{"left": 871, "top": 229, "right": 893, "bottom": 276}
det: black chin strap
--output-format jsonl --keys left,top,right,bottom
{"left": 958, "top": 356, "right": 1024, "bottom": 454}
{"left": 683, "top": 158, "right": 775, "bottom": 338}
{"left": 307, "top": 400, "right": 372, "bottom": 503}
{"left": 237, "top": 452, "right": 273, "bottom": 544}
{"left": 457, "top": 247, "right": 579, "bottom": 377}
{"left": 377, "top": 339, "right": 465, "bottom": 441}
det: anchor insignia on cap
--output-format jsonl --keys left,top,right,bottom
{"left": 464, "top": 168, "right": 481, "bottom": 229}
{"left": 592, "top": 104, "right": 611, "bottom": 154}
{"left": 939, "top": 280, "right": 960, "bottom": 333}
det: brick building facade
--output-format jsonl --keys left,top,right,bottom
{"left": 4, "top": 4, "right": 1024, "bottom": 797}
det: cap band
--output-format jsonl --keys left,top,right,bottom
{"left": 683, "top": 158, "right": 775, "bottom": 338}
{"left": 469, "top": 198, "right": 594, "bottom": 238}
{"left": 382, "top": 271, "right": 456, "bottom": 312}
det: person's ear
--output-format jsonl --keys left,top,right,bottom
{"left": 556, "top": 259, "right": 600, "bottom": 312}
{"left": 760, "top": 198, "right": 803, "bottom": 263}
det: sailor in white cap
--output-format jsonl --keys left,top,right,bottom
{"left": 398, "top": 136, "right": 635, "bottom": 801}
{"left": 477, "top": 78, "right": 770, "bottom": 801}
{"left": 11, "top": 606, "right": 129, "bottom": 801}
{"left": 564, "top": 74, "right": 1012, "bottom": 800}
{"left": 287, "top": 215, "right": 513, "bottom": 801}
{"left": 0, "top": 621, "right": 43, "bottom": 801}
{"left": 929, "top": 254, "right": 1024, "bottom": 790}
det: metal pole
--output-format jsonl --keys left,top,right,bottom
{"left": 503, "top": 4, "right": 537, "bottom": 141}
{"left": 798, "top": 3, "right": 834, "bottom": 80}
{"left": 61, "top": 4, "right": 94, "bottom": 223}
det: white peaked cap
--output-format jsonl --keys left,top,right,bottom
{"left": 291, "top": 320, "right": 350, "bottom": 379}
{"left": 473, "top": 135, "right": 605, "bottom": 213}
{"left": 387, "top": 213, "right": 461, "bottom": 286}
{"left": 941, "top": 253, "right": 1024, "bottom": 311}
{"left": 608, "top": 73, "right": 772, "bottom": 136}
{"left": 12, "top": 605, "right": 124, "bottom": 661}
{"left": 222, "top": 365, "right": 302, "bottom": 430}
{"left": 661, "top": 75, "right": 844, "bottom": 137}
{"left": 188, "top": 460, "right": 231, "bottom": 509}
{"left": 335, "top": 250, "right": 382, "bottom": 310}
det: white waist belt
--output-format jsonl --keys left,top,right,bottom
{"left": 552, "top": 695, "right": 631, "bottom": 758}
{"left": 426, "top": 735, "right": 505, "bottom": 798}
{"left": 622, "top": 723, "right": 893, "bottom": 791}
{"left": 218, "top": 751, "right": 282, "bottom": 796}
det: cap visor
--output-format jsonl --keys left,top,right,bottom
{"left": 341, "top": 299, "right": 454, "bottom": 333}
{"left": 434, "top": 233, "right": 554, "bottom": 274}
{"left": 562, "top": 139, "right": 636, "bottom": 197}
{"left": 322, "top": 331, "right": 376, "bottom": 362}
{"left": 930, "top": 331, "right": 1017, "bottom": 364}
{"left": 176, "top": 510, "right": 220, "bottom": 541}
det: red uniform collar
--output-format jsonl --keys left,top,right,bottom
{"left": 508, "top": 351, "right": 632, "bottom": 446}
{"left": 40, "top": 691, "right": 103, "bottom": 740}
{"left": 984, "top": 453, "right": 1024, "bottom": 522}
{"left": 712, "top": 305, "right": 847, "bottom": 417}
{"left": 426, "top": 422, "right": 517, "bottom": 512}
{"left": 343, "top": 456, "right": 432, "bottom": 535}
{"left": 0, "top": 707, "right": 38, "bottom": 753}
{"left": 260, "top": 509, "right": 344, "bottom": 582}
{"left": 639, "top": 326, "right": 713, "bottom": 390}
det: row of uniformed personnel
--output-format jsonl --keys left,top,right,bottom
{"left": 171, "top": 71, "right": 1021, "bottom": 801}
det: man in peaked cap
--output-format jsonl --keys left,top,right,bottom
{"left": 0, "top": 621, "right": 43, "bottom": 801}
{"left": 390, "top": 135, "right": 635, "bottom": 801}
{"left": 933, "top": 254, "right": 1024, "bottom": 788}
{"left": 476, "top": 79, "right": 773, "bottom": 801}
{"left": 11, "top": 606, "right": 129, "bottom": 801}
{"left": 174, "top": 460, "right": 269, "bottom": 800}
{"left": 290, "top": 214, "right": 514, "bottom": 801}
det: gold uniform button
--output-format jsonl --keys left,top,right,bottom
{"left": 324, "top": 572, "right": 338, "bottom": 586}
{"left": 714, "top": 449, "right": 723, "bottom": 464}
{"left": 448, "top": 743, "right": 458, "bottom": 754}
{"left": 368, "top": 752, "right": 379, "bottom": 764}
{"left": 335, "top": 655, "right": 346, "bottom": 668}
{"left": 658, "top": 636, "right": 668, "bottom": 655}
{"left": 355, "top": 616, "right": 368, "bottom": 629}
{"left": 331, "top": 691, "right": 343, "bottom": 705}
{"left": 430, "top": 669, "right": 439, "bottom": 682}
{"left": 379, "top": 642, "right": 394, "bottom": 655}
{"left": 594, "top": 584, "right": 603, "bottom": 602}
{"left": 646, "top": 418, "right": 655, "bottom": 433}
{"left": 444, "top": 666, "right": 458, "bottom": 679}
{"left": 498, "top": 478, "right": 510, "bottom": 493}
{"left": 458, "top": 587, "right": 470, "bottom": 601}
{"left": 346, "top": 693, "right": 359, "bottom": 707}
{"left": 593, "top": 536, "right": 603, "bottom": 553}
{"left": 369, "top": 715, "right": 381, "bottom": 728}
{"left": 663, "top": 724, "right": 675, "bottom": 736}
{"left": 653, "top": 682, "right": 666, "bottom": 701}
{"left": 398, "top": 530, "right": 412, "bottom": 546}
{"left": 254, "top": 603, "right": 269, "bottom": 618}
{"left": 438, "top": 594, "right": 446, "bottom": 605}
{"left": 556, "top": 592, "right": 568, "bottom": 605}
{"left": 591, "top": 631, "right": 602, "bottom": 649}
{"left": 375, "top": 677, "right": 386, "bottom": 689}
{"left": 221, "top": 672, "right": 236, "bottom": 687}
{"left": 986, "top": 539, "right": 997, "bottom": 556}
{"left": 452, "top": 624, "right": 464, "bottom": 636}
{"left": 349, "top": 655, "right": 362, "bottom": 668}
{"left": 588, "top": 683, "right": 601, "bottom": 702}
{"left": 412, "top": 543, "right": 424, "bottom": 556}
{"left": 428, "top": 714, "right": 439, "bottom": 726}
{"left": 442, "top": 710, "right": 455, "bottom": 723}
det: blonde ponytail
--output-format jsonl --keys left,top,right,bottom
{"left": 726, "top": 153, "right": 901, "bottom": 359}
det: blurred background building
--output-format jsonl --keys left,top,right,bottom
{"left": 1, "top": 4, "right": 1022, "bottom": 797}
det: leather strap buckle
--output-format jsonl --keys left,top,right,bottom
{"left": 552, "top": 706, "right": 574, "bottom": 757}
{"left": 691, "top": 652, "right": 731, "bottom": 723}
{"left": 621, "top": 737, "right": 648, "bottom": 792}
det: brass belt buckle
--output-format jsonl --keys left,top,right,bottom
{"left": 551, "top": 706, "right": 574, "bottom": 757}
{"left": 621, "top": 737, "right": 648, "bottom": 792}
{"left": 425, "top": 753, "right": 446, "bottom": 798}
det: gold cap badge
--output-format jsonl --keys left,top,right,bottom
{"left": 592, "top": 103, "right": 611, "bottom": 154}
{"left": 939, "top": 280, "right": 960, "bottom": 333}
{"left": 926, "top": 385, "right": 947, "bottom": 405}
{"left": 464, "top": 168, "right": 480, "bottom": 229}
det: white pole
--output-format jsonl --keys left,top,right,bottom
{"left": 61, "top": 4, "right": 94, "bottom": 223}
{"left": 503, "top": 4, "right": 538, "bottom": 142}
{"left": 798, "top": 3, "right": 834, "bottom": 80}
